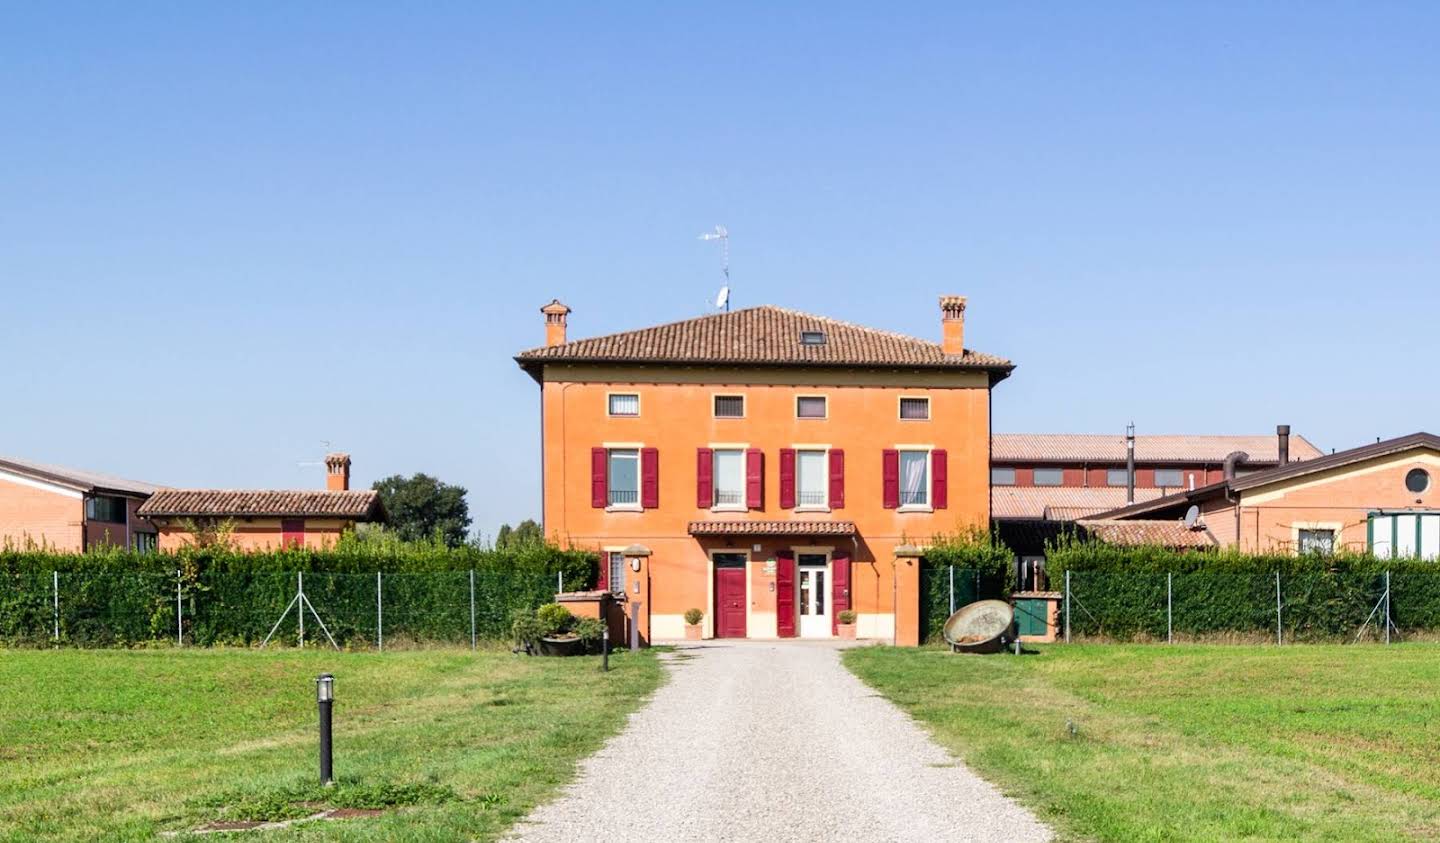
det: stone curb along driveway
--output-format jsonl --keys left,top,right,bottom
{"left": 509, "top": 641, "right": 1051, "bottom": 842}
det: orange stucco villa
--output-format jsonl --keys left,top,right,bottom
{"left": 516, "top": 296, "right": 1012, "bottom": 645}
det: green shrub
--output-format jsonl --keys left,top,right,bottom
{"left": 1045, "top": 536, "right": 1440, "bottom": 641}
{"left": 918, "top": 528, "right": 1014, "bottom": 642}
{"left": 838, "top": 610, "right": 856, "bottom": 625}
{"left": 683, "top": 608, "right": 703, "bottom": 626}
{"left": 574, "top": 616, "right": 604, "bottom": 644}
{"left": 0, "top": 536, "right": 599, "bottom": 647}
{"left": 535, "top": 603, "right": 574, "bottom": 637}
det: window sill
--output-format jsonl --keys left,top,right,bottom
{"left": 795, "top": 505, "right": 831, "bottom": 513}
{"left": 710, "top": 504, "right": 748, "bottom": 513}
{"left": 897, "top": 504, "right": 934, "bottom": 513}
{"left": 605, "top": 504, "right": 643, "bottom": 513}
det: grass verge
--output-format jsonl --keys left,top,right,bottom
{"left": 844, "top": 643, "right": 1440, "bottom": 842}
{"left": 0, "top": 646, "right": 661, "bottom": 841}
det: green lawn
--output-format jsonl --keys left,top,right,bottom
{"left": 0, "top": 647, "right": 661, "bottom": 841}
{"left": 845, "top": 643, "right": 1440, "bottom": 842}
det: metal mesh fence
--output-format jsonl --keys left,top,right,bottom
{"left": 1, "top": 570, "right": 559, "bottom": 649}
{"left": 1059, "top": 569, "right": 1431, "bottom": 643}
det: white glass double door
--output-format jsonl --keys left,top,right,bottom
{"left": 798, "top": 556, "right": 830, "bottom": 638}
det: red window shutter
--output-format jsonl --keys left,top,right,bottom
{"left": 776, "top": 550, "right": 796, "bottom": 638}
{"left": 828, "top": 449, "right": 845, "bottom": 509}
{"left": 641, "top": 447, "right": 659, "bottom": 509}
{"left": 281, "top": 518, "right": 304, "bottom": 549}
{"left": 696, "top": 447, "right": 714, "bottom": 508}
{"left": 882, "top": 449, "right": 900, "bottom": 509}
{"left": 745, "top": 448, "right": 764, "bottom": 510}
{"left": 831, "top": 550, "right": 850, "bottom": 636}
{"left": 596, "top": 555, "right": 608, "bottom": 591}
{"left": 591, "top": 448, "right": 608, "bottom": 508}
{"left": 932, "top": 449, "right": 948, "bottom": 509}
{"left": 779, "top": 448, "right": 796, "bottom": 509}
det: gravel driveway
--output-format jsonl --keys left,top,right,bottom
{"left": 508, "top": 641, "right": 1051, "bottom": 842}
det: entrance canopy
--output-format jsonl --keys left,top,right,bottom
{"left": 687, "top": 519, "right": 857, "bottom": 537}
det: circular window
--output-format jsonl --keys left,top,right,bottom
{"left": 1406, "top": 468, "right": 1430, "bottom": 494}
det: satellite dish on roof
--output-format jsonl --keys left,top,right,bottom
{"left": 1183, "top": 505, "right": 1200, "bottom": 529}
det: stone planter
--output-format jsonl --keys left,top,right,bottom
{"left": 536, "top": 636, "right": 586, "bottom": 657}
{"left": 836, "top": 623, "right": 857, "bottom": 640}
{"left": 685, "top": 623, "right": 703, "bottom": 640}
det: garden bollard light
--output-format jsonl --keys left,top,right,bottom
{"left": 316, "top": 673, "right": 334, "bottom": 786}
{"left": 602, "top": 625, "right": 610, "bottom": 672}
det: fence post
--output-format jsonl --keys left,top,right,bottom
{"left": 376, "top": 572, "right": 383, "bottom": 653}
{"left": 298, "top": 572, "right": 305, "bottom": 649}
{"left": 1275, "top": 570, "right": 1282, "bottom": 646}
{"left": 1064, "top": 570, "right": 1071, "bottom": 643}
{"left": 1385, "top": 570, "right": 1391, "bottom": 645}
{"left": 176, "top": 569, "right": 183, "bottom": 647}
{"left": 469, "top": 569, "right": 476, "bottom": 651}
{"left": 53, "top": 570, "right": 59, "bottom": 644}
{"left": 1167, "top": 572, "right": 1173, "bottom": 644}
{"left": 558, "top": 571, "right": 563, "bottom": 594}
{"left": 948, "top": 565, "right": 955, "bottom": 616}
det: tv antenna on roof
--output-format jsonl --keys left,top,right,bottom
{"left": 296, "top": 440, "right": 334, "bottom": 470}
{"left": 699, "top": 225, "right": 730, "bottom": 311}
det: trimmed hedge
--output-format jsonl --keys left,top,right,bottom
{"left": 0, "top": 535, "right": 597, "bottom": 648}
{"left": 918, "top": 530, "right": 1014, "bottom": 642}
{"left": 1047, "top": 537, "right": 1440, "bottom": 641}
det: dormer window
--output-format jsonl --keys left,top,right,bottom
{"left": 800, "top": 330, "right": 826, "bottom": 346}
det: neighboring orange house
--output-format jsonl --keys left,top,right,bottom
{"left": 137, "top": 454, "right": 385, "bottom": 551}
{"left": 515, "top": 297, "right": 1013, "bottom": 645}
{"left": 1097, "top": 432, "right": 1440, "bottom": 556}
{"left": 0, "top": 455, "right": 162, "bottom": 552}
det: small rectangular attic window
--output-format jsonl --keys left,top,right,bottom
{"left": 800, "top": 330, "right": 826, "bottom": 345}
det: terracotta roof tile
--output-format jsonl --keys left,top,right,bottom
{"left": 992, "top": 433, "right": 1322, "bottom": 464}
{"left": 992, "top": 486, "right": 1172, "bottom": 520}
{"left": 1077, "top": 518, "right": 1218, "bottom": 548}
{"left": 516, "top": 305, "right": 1012, "bottom": 374}
{"left": 138, "top": 490, "right": 384, "bottom": 520}
{"left": 687, "top": 519, "right": 857, "bottom": 536}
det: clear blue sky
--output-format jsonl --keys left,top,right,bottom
{"left": 2, "top": 3, "right": 1436, "bottom": 536}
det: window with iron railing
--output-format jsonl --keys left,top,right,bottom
{"left": 713, "top": 449, "right": 744, "bottom": 508}
{"left": 796, "top": 449, "right": 827, "bottom": 508}
{"left": 899, "top": 397, "right": 930, "bottom": 420}
{"left": 607, "top": 449, "right": 639, "bottom": 506}
{"left": 608, "top": 393, "right": 639, "bottom": 417}
{"left": 898, "top": 450, "right": 929, "bottom": 507}
{"left": 713, "top": 395, "right": 745, "bottom": 418}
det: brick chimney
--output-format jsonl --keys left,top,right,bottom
{"left": 541, "top": 299, "right": 571, "bottom": 347}
{"left": 939, "top": 295, "right": 967, "bottom": 356}
{"left": 325, "top": 453, "right": 351, "bottom": 491}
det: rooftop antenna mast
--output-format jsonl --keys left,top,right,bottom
{"left": 699, "top": 225, "right": 730, "bottom": 311}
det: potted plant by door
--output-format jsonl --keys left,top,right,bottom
{"left": 684, "top": 608, "right": 704, "bottom": 640}
{"left": 837, "top": 610, "right": 857, "bottom": 640}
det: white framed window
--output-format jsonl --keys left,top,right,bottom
{"left": 1298, "top": 529, "right": 1335, "bottom": 556}
{"left": 713, "top": 394, "right": 745, "bottom": 418}
{"left": 991, "top": 467, "right": 1016, "bottom": 486}
{"left": 607, "top": 393, "right": 640, "bottom": 417}
{"left": 1155, "top": 468, "right": 1183, "bottom": 488}
{"left": 796, "top": 449, "right": 828, "bottom": 509}
{"left": 607, "top": 448, "right": 640, "bottom": 508}
{"left": 1106, "top": 469, "right": 1129, "bottom": 487}
{"left": 713, "top": 449, "right": 745, "bottom": 509}
{"left": 898, "top": 396, "right": 930, "bottom": 420}
{"left": 796, "top": 395, "right": 827, "bottom": 419}
{"left": 607, "top": 551, "right": 626, "bottom": 593}
{"left": 899, "top": 449, "right": 930, "bottom": 508}
{"left": 132, "top": 533, "right": 158, "bottom": 554}
{"left": 1033, "top": 468, "right": 1063, "bottom": 487}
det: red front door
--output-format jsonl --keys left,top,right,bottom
{"left": 715, "top": 566, "right": 747, "bottom": 638}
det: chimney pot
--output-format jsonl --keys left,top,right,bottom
{"left": 324, "top": 453, "right": 352, "bottom": 491}
{"left": 939, "top": 295, "right": 967, "bottom": 356}
{"left": 1277, "top": 424, "right": 1291, "bottom": 466}
{"left": 541, "top": 299, "right": 571, "bottom": 347}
